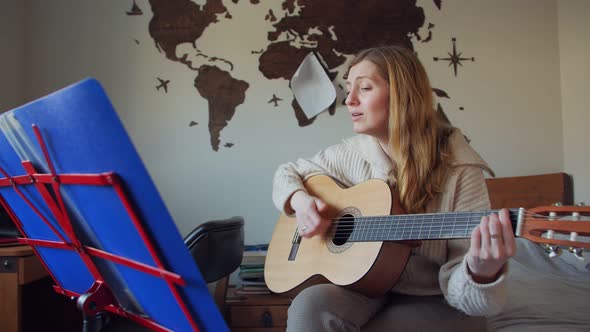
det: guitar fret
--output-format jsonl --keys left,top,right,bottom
{"left": 375, "top": 217, "right": 381, "bottom": 240}
{"left": 368, "top": 217, "right": 375, "bottom": 241}
{"left": 376, "top": 217, "right": 382, "bottom": 241}
{"left": 400, "top": 216, "right": 406, "bottom": 240}
{"left": 461, "top": 213, "right": 466, "bottom": 238}
{"left": 359, "top": 216, "right": 365, "bottom": 241}
{"left": 417, "top": 217, "right": 424, "bottom": 238}
{"left": 359, "top": 216, "right": 366, "bottom": 241}
{"left": 451, "top": 213, "right": 457, "bottom": 240}
{"left": 379, "top": 218, "right": 391, "bottom": 238}
{"left": 463, "top": 213, "right": 469, "bottom": 238}
{"left": 417, "top": 215, "right": 423, "bottom": 239}
{"left": 427, "top": 214, "right": 433, "bottom": 239}
{"left": 386, "top": 215, "right": 392, "bottom": 240}
{"left": 403, "top": 216, "right": 409, "bottom": 239}
{"left": 429, "top": 223, "right": 439, "bottom": 240}
{"left": 404, "top": 216, "right": 410, "bottom": 239}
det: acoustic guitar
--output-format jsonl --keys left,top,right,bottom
{"left": 264, "top": 175, "right": 590, "bottom": 297}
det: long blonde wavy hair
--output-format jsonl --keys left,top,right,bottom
{"left": 349, "top": 45, "right": 455, "bottom": 213}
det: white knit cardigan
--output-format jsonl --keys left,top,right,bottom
{"left": 272, "top": 130, "right": 508, "bottom": 316}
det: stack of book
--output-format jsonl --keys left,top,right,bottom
{"left": 235, "top": 244, "right": 271, "bottom": 295}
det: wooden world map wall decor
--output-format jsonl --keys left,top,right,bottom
{"left": 126, "top": 0, "right": 471, "bottom": 151}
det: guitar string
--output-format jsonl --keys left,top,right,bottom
{"left": 331, "top": 221, "right": 479, "bottom": 240}
{"left": 327, "top": 213, "right": 497, "bottom": 231}
{"left": 328, "top": 217, "right": 573, "bottom": 237}
{"left": 329, "top": 209, "right": 545, "bottom": 223}
{"left": 296, "top": 210, "right": 580, "bottom": 240}
{"left": 320, "top": 210, "right": 576, "bottom": 240}
{"left": 326, "top": 210, "right": 556, "bottom": 229}
{"left": 327, "top": 213, "right": 555, "bottom": 235}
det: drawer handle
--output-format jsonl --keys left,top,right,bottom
{"left": 1, "top": 257, "right": 17, "bottom": 273}
{"left": 262, "top": 310, "right": 272, "bottom": 327}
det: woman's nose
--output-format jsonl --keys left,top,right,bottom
{"left": 345, "top": 91, "right": 358, "bottom": 106}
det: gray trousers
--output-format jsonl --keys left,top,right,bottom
{"left": 286, "top": 284, "right": 488, "bottom": 332}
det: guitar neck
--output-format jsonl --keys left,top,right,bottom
{"left": 347, "top": 209, "right": 521, "bottom": 242}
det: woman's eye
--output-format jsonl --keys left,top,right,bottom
{"left": 360, "top": 87, "right": 371, "bottom": 92}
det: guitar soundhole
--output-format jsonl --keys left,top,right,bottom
{"left": 326, "top": 207, "right": 359, "bottom": 254}
{"left": 333, "top": 214, "right": 355, "bottom": 246}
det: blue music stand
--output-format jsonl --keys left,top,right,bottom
{"left": 0, "top": 79, "right": 228, "bottom": 332}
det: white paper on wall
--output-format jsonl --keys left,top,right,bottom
{"left": 290, "top": 52, "right": 337, "bottom": 119}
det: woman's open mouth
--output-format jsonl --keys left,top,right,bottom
{"left": 351, "top": 112, "right": 363, "bottom": 120}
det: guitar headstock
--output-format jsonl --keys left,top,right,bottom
{"left": 518, "top": 203, "right": 590, "bottom": 259}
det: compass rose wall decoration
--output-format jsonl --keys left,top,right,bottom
{"left": 126, "top": 0, "right": 143, "bottom": 16}
{"left": 434, "top": 38, "right": 474, "bottom": 77}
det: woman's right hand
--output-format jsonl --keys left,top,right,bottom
{"left": 290, "top": 190, "right": 331, "bottom": 238}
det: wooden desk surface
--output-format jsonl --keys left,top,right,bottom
{"left": 226, "top": 286, "right": 292, "bottom": 306}
{"left": 0, "top": 245, "right": 33, "bottom": 256}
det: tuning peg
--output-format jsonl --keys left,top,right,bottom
{"left": 544, "top": 244, "right": 561, "bottom": 258}
{"left": 547, "top": 211, "right": 557, "bottom": 240}
{"left": 576, "top": 202, "right": 586, "bottom": 206}
{"left": 553, "top": 202, "right": 563, "bottom": 207}
{"left": 568, "top": 247, "right": 584, "bottom": 260}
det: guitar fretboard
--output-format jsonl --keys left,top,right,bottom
{"left": 343, "top": 209, "right": 520, "bottom": 242}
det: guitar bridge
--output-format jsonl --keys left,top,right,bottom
{"left": 288, "top": 230, "right": 302, "bottom": 261}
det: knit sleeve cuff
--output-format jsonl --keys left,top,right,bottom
{"left": 446, "top": 257, "right": 508, "bottom": 316}
{"left": 281, "top": 188, "right": 307, "bottom": 216}
{"left": 462, "top": 258, "right": 509, "bottom": 289}
{"left": 272, "top": 167, "right": 307, "bottom": 216}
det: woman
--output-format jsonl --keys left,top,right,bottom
{"left": 272, "top": 46, "right": 516, "bottom": 331}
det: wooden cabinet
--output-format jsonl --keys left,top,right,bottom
{"left": 0, "top": 245, "right": 47, "bottom": 332}
{"left": 222, "top": 286, "right": 291, "bottom": 331}
{"left": 0, "top": 245, "right": 81, "bottom": 332}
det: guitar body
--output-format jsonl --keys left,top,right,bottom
{"left": 265, "top": 175, "right": 411, "bottom": 297}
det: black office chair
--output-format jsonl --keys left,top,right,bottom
{"left": 97, "top": 216, "right": 245, "bottom": 332}
{"left": 184, "top": 216, "right": 245, "bottom": 309}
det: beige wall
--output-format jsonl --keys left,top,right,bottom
{"left": 1, "top": 0, "right": 585, "bottom": 244}
{"left": 415, "top": 0, "right": 563, "bottom": 178}
{"left": 0, "top": 0, "right": 24, "bottom": 113}
{"left": 558, "top": 0, "right": 590, "bottom": 204}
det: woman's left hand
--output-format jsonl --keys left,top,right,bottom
{"left": 466, "top": 208, "right": 517, "bottom": 283}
